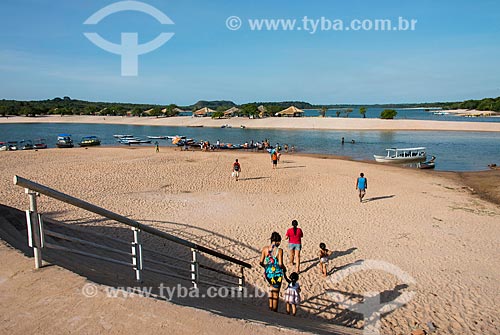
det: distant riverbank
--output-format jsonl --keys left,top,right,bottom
{"left": 2, "top": 115, "right": 500, "bottom": 132}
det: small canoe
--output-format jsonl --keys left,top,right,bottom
{"left": 418, "top": 162, "right": 435, "bottom": 169}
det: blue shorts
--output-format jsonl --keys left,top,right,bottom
{"left": 288, "top": 243, "right": 302, "bottom": 251}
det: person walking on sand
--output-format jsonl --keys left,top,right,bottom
{"left": 271, "top": 149, "right": 278, "bottom": 169}
{"left": 318, "top": 242, "right": 333, "bottom": 277}
{"left": 155, "top": 141, "right": 159, "bottom": 153}
{"left": 232, "top": 159, "right": 241, "bottom": 181}
{"left": 260, "top": 232, "right": 285, "bottom": 312}
{"left": 356, "top": 172, "right": 368, "bottom": 202}
{"left": 284, "top": 272, "right": 301, "bottom": 316}
{"left": 285, "top": 220, "right": 303, "bottom": 273}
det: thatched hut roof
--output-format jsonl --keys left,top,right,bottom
{"left": 223, "top": 107, "right": 240, "bottom": 117}
{"left": 193, "top": 107, "right": 216, "bottom": 117}
{"left": 275, "top": 106, "right": 304, "bottom": 117}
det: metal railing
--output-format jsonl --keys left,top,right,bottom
{"left": 14, "top": 175, "right": 251, "bottom": 291}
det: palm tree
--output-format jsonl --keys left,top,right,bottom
{"left": 360, "top": 107, "right": 367, "bottom": 118}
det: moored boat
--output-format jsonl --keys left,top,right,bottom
{"left": 118, "top": 136, "right": 151, "bottom": 145}
{"left": 79, "top": 136, "right": 101, "bottom": 147}
{"left": 374, "top": 147, "right": 426, "bottom": 163}
{"left": 0, "top": 142, "right": 8, "bottom": 151}
{"left": 56, "top": 134, "right": 74, "bottom": 148}
{"left": 20, "top": 139, "right": 34, "bottom": 150}
{"left": 418, "top": 162, "right": 436, "bottom": 169}
{"left": 7, "top": 141, "right": 19, "bottom": 151}
{"left": 147, "top": 136, "right": 167, "bottom": 139}
{"left": 33, "top": 138, "right": 48, "bottom": 149}
{"left": 418, "top": 156, "right": 436, "bottom": 169}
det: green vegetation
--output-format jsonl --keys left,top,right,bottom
{"left": 359, "top": 107, "right": 367, "bottom": 118}
{"left": 192, "top": 100, "right": 236, "bottom": 111}
{"left": 442, "top": 96, "right": 500, "bottom": 112}
{"left": 2, "top": 96, "right": 498, "bottom": 118}
{"left": 239, "top": 103, "right": 259, "bottom": 117}
{"left": 211, "top": 111, "right": 225, "bottom": 119}
{"left": 250, "top": 101, "right": 314, "bottom": 110}
{"left": 380, "top": 109, "right": 398, "bottom": 119}
{"left": 0, "top": 97, "right": 183, "bottom": 117}
{"left": 263, "top": 105, "right": 282, "bottom": 117}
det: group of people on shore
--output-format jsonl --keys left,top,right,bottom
{"left": 259, "top": 220, "right": 336, "bottom": 315}
{"left": 230, "top": 141, "right": 299, "bottom": 175}
{"left": 194, "top": 138, "right": 296, "bottom": 153}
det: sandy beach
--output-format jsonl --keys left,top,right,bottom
{"left": 1, "top": 115, "right": 500, "bottom": 132}
{"left": 443, "top": 109, "right": 500, "bottom": 118}
{"left": 0, "top": 146, "right": 498, "bottom": 335}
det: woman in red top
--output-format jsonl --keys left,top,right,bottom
{"left": 285, "top": 220, "right": 303, "bottom": 273}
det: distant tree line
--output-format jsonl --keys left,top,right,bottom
{"left": 0, "top": 97, "right": 180, "bottom": 117}
{"left": 2, "top": 96, "right": 498, "bottom": 118}
{"left": 442, "top": 97, "right": 500, "bottom": 112}
{"left": 192, "top": 100, "right": 236, "bottom": 111}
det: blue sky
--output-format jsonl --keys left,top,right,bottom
{"left": 1, "top": 0, "right": 499, "bottom": 105}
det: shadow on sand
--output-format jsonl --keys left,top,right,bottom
{"left": 279, "top": 165, "right": 306, "bottom": 169}
{"left": 301, "top": 247, "right": 358, "bottom": 274}
{"left": 363, "top": 195, "right": 395, "bottom": 203}
{"left": 0, "top": 204, "right": 365, "bottom": 335}
{"left": 300, "top": 283, "right": 410, "bottom": 328}
{"left": 238, "top": 176, "right": 270, "bottom": 181}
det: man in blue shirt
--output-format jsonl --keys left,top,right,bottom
{"left": 356, "top": 173, "right": 368, "bottom": 203}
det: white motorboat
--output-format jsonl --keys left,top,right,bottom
{"left": 8, "top": 141, "right": 19, "bottom": 150}
{"left": 374, "top": 147, "right": 427, "bottom": 163}
{"left": 56, "top": 134, "right": 74, "bottom": 148}
{"left": 20, "top": 139, "right": 34, "bottom": 150}
{"left": 118, "top": 136, "right": 151, "bottom": 145}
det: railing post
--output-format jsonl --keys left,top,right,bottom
{"left": 26, "top": 189, "right": 43, "bottom": 269}
{"left": 191, "top": 248, "right": 199, "bottom": 289}
{"left": 238, "top": 266, "right": 245, "bottom": 299}
{"left": 131, "top": 228, "right": 143, "bottom": 282}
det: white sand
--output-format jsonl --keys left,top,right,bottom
{"left": 444, "top": 109, "right": 499, "bottom": 117}
{"left": 1, "top": 115, "right": 500, "bottom": 132}
{"left": 0, "top": 147, "right": 499, "bottom": 334}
